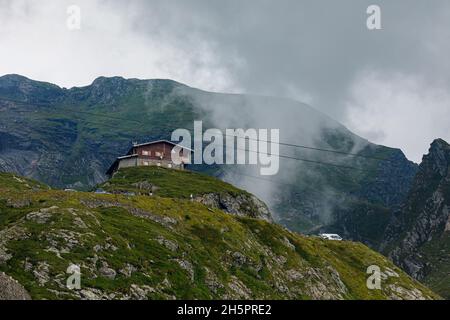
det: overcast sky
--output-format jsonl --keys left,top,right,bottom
{"left": 1, "top": 0, "right": 450, "bottom": 162}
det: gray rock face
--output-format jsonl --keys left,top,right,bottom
{"left": 231, "top": 252, "right": 247, "bottom": 267}
{"left": 174, "top": 259, "right": 194, "bottom": 282}
{"left": 356, "top": 149, "right": 418, "bottom": 209}
{"left": 119, "top": 264, "right": 137, "bottom": 278}
{"left": 99, "top": 262, "right": 117, "bottom": 280}
{"left": 130, "top": 284, "right": 156, "bottom": 300}
{"left": 155, "top": 236, "right": 178, "bottom": 252}
{"left": 194, "top": 193, "right": 273, "bottom": 222}
{"left": 26, "top": 206, "right": 58, "bottom": 224}
{"left": 302, "top": 267, "right": 348, "bottom": 300}
{"left": 0, "top": 272, "right": 31, "bottom": 300}
{"left": 387, "top": 285, "right": 428, "bottom": 300}
{"left": 33, "top": 262, "right": 51, "bottom": 286}
{"left": 225, "top": 276, "right": 252, "bottom": 299}
{"left": 382, "top": 139, "right": 450, "bottom": 286}
{"left": 131, "top": 181, "right": 158, "bottom": 194}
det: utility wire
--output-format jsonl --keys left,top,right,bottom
{"left": 221, "top": 133, "right": 388, "bottom": 162}
{"left": 4, "top": 113, "right": 369, "bottom": 172}
{"left": 220, "top": 144, "right": 367, "bottom": 171}
{"left": 1, "top": 96, "right": 389, "bottom": 164}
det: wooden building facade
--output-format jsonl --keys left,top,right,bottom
{"left": 106, "top": 140, "right": 191, "bottom": 176}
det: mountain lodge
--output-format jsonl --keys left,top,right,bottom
{"left": 106, "top": 140, "right": 192, "bottom": 177}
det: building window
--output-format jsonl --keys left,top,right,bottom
{"left": 155, "top": 152, "right": 162, "bottom": 157}
{"left": 142, "top": 150, "right": 149, "bottom": 156}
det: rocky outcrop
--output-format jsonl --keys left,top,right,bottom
{"left": 382, "top": 139, "right": 450, "bottom": 292}
{"left": 0, "top": 272, "right": 31, "bottom": 300}
{"left": 194, "top": 193, "right": 273, "bottom": 222}
{"left": 356, "top": 149, "right": 418, "bottom": 209}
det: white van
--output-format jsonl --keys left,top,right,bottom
{"left": 319, "top": 234, "right": 343, "bottom": 241}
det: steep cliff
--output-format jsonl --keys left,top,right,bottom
{"left": 382, "top": 139, "right": 450, "bottom": 298}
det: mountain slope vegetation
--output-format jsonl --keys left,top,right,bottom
{"left": 0, "top": 74, "right": 417, "bottom": 247}
{"left": 0, "top": 168, "right": 438, "bottom": 300}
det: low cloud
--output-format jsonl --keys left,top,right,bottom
{"left": 345, "top": 70, "right": 450, "bottom": 162}
{"left": 0, "top": 0, "right": 239, "bottom": 92}
{"left": 1, "top": 0, "right": 450, "bottom": 157}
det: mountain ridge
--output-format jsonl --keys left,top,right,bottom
{"left": 382, "top": 138, "right": 450, "bottom": 298}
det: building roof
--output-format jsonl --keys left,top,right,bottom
{"left": 131, "top": 139, "right": 193, "bottom": 151}
{"left": 117, "top": 154, "right": 139, "bottom": 160}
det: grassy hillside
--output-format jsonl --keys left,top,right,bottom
{"left": 420, "top": 234, "right": 450, "bottom": 298}
{"left": 100, "top": 166, "right": 247, "bottom": 198}
{"left": 0, "top": 170, "right": 438, "bottom": 300}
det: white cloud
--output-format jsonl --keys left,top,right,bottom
{"left": 0, "top": 0, "right": 239, "bottom": 91}
{"left": 345, "top": 70, "right": 450, "bottom": 162}
{"left": 2, "top": 0, "right": 450, "bottom": 161}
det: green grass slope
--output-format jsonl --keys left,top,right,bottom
{"left": 0, "top": 170, "right": 438, "bottom": 300}
{"left": 420, "top": 234, "right": 450, "bottom": 298}
{"left": 100, "top": 166, "right": 247, "bottom": 199}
